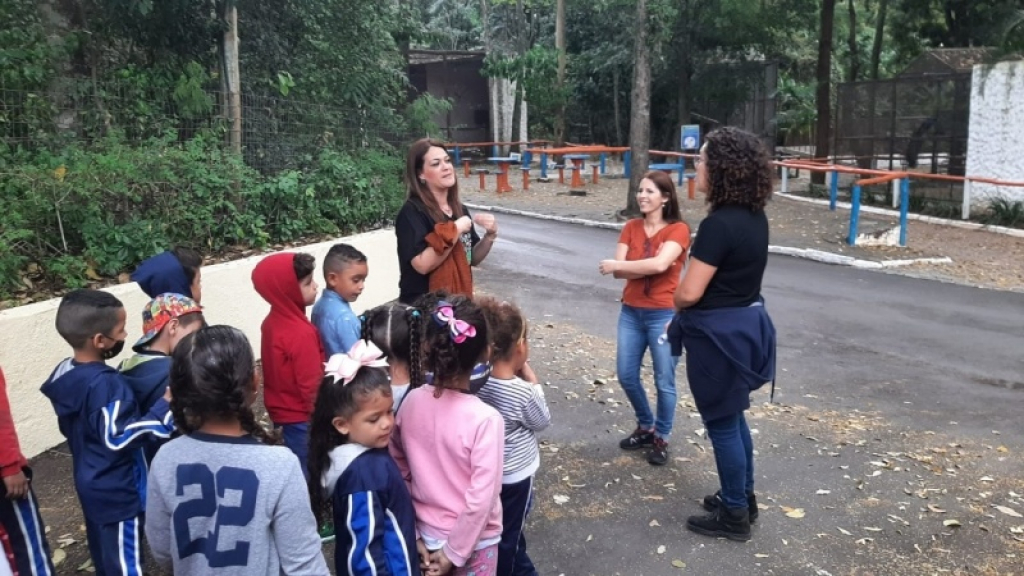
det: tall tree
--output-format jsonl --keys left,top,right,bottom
{"left": 555, "top": 0, "right": 567, "bottom": 146}
{"left": 625, "top": 0, "right": 652, "bottom": 215}
{"left": 846, "top": 0, "right": 860, "bottom": 82}
{"left": 813, "top": 0, "right": 836, "bottom": 183}
{"left": 870, "top": 0, "right": 888, "bottom": 79}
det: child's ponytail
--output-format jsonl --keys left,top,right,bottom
{"left": 408, "top": 307, "right": 423, "bottom": 389}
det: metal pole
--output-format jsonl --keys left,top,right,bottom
{"left": 600, "top": 152, "right": 607, "bottom": 175}
{"left": 899, "top": 177, "right": 910, "bottom": 247}
{"left": 891, "top": 178, "right": 900, "bottom": 208}
{"left": 848, "top": 184, "right": 862, "bottom": 246}
{"left": 540, "top": 152, "right": 548, "bottom": 179}
{"left": 624, "top": 151, "right": 632, "bottom": 178}
{"left": 453, "top": 145, "right": 461, "bottom": 166}
{"left": 781, "top": 166, "right": 789, "bottom": 193}
{"left": 961, "top": 179, "right": 972, "bottom": 220}
{"left": 830, "top": 170, "right": 840, "bottom": 211}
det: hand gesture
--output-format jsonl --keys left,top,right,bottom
{"left": 427, "top": 549, "right": 454, "bottom": 575}
{"left": 455, "top": 215, "right": 473, "bottom": 234}
{"left": 472, "top": 212, "right": 498, "bottom": 236}
{"left": 598, "top": 259, "right": 619, "bottom": 275}
{"left": 416, "top": 540, "right": 430, "bottom": 571}
{"left": 3, "top": 470, "right": 29, "bottom": 500}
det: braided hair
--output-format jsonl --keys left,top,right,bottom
{"left": 306, "top": 366, "right": 391, "bottom": 526}
{"left": 169, "top": 325, "right": 277, "bottom": 445}
{"left": 411, "top": 292, "right": 490, "bottom": 397}
{"left": 361, "top": 302, "right": 424, "bottom": 392}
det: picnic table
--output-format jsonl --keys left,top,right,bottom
{"left": 649, "top": 162, "right": 686, "bottom": 186}
{"left": 564, "top": 154, "right": 592, "bottom": 188}
{"left": 487, "top": 156, "right": 516, "bottom": 194}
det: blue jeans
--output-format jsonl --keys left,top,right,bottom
{"left": 277, "top": 422, "right": 310, "bottom": 479}
{"left": 704, "top": 412, "right": 755, "bottom": 510}
{"left": 616, "top": 304, "right": 679, "bottom": 439}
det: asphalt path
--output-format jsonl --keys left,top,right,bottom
{"left": 473, "top": 213, "right": 1024, "bottom": 575}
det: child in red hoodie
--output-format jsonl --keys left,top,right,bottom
{"left": 252, "top": 252, "right": 324, "bottom": 477}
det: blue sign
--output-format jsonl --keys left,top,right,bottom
{"left": 681, "top": 124, "right": 700, "bottom": 151}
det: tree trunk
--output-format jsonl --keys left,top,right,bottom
{"left": 613, "top": 68, "right": 623, "bottom": 146}
{"left": 812, "top": 0, "right": 836, "bottom": 184}
{"left": 625, "top": 0, "right": 651, "bottom": 216}
{"left": 554, "top": 0, "right": 566, "bottom": 147}
{"left": 846, "top": 0, "right": 859, "bottom": 82}
{"left": 223, "top": 0, "right": 242, "bottom": 156}
{"left": 869, "top": 0, "right": 887, "bottom": 79}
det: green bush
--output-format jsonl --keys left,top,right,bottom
{"left": 0, "top": 132, "right": 404, "bottom": 297}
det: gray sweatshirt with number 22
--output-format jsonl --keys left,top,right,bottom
{"left": 145, "top": 432, "right": 329, "bottom": 575}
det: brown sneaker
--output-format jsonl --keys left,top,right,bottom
{"left": 647, "top": 437, "right": 669, "bottom": 466}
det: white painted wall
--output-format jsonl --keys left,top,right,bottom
{"left": 966, "top": 60, "right": 1024, "bottom": 203}
{"left": 0, "top": 229, "right": 399, "bottom": 458}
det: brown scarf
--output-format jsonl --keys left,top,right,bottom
{"left": 425, "top": 221, "right": 473, "bottom": 297}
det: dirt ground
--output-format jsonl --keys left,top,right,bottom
{"left": 26, "top": 321, "right": 1024, "bottom": 575}
{"left": 462, "top": 169, "right": 1024, "bottom": 293}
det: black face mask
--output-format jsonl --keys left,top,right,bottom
{"left": 102, "top": 339, "right": 126, "bottom": 360}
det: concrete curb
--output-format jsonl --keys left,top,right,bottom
{"left": 465, "top": 202, "right": 955, "bottom": 270}
{"left": 775, "top": 192, "right": 1024, "bottom": 239}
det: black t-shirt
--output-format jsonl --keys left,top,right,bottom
{"left": 394, "top": 199, "right": 480, "bottom": 304}
{"left": 689, "top": 205, "right": 769, "bottom": 310}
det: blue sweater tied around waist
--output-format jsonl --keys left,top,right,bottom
{"left": 668, "top": 300, "right": 777, "bottom": 422}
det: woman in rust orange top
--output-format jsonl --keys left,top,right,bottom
{"left": 599, "top": 171, "right": 691, "bottom": 466}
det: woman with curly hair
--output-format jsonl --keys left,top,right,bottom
{"left": 668, "top": 127, "right": 777, "bottom": 542}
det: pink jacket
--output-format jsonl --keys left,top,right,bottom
{"left": 390, "top": 385, "right": 504, "bottom": 567}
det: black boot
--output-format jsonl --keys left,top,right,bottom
{"left": 686, "top": 506, "right": 751, "bottom": 542}
{"left": 702, "top": 490, "right": 759, "bottom": 523}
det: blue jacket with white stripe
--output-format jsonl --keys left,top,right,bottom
{"left": 40, "top": 359, "right": 174, "bottom": 524}
{"left": 322, "top": 445, "right": 420, "bottom": 576}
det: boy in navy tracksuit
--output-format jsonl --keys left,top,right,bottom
{"left": 40, "top": 289, "right": 175, "bottom": 576}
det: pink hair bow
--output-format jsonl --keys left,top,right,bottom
{"left": 434, "top": 302, "right": 476, "bottom": 344}
{"left": 324, "top": 341, "right": 389, "bottom": 385}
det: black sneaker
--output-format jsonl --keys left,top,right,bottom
{"left": 619, "top": 427, "right": 655, "bottom": 450}
{"left": 686, "top": 506, "right": 751, "bottom": 542}
{"left": 702, "top": 490, "right": 759, "bottom": 523}
{"left": 647, "top": 437, "right": 669, "bottom": 466}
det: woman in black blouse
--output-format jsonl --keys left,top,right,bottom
{"left": 394, "top": 139, "right": 498, "bottom": 304}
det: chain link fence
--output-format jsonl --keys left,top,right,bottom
{"left": 0, "top": 79, "right": 409, "bottom": 174}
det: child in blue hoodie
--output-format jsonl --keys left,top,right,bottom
{"left": 131, "top": 246, "right": 203, "bottom": 302}
{"left": 118, "top": 293, "right": 205, "bottom": 463}
{"left": 40, "top": 289, "right": 175, "bottom": 576}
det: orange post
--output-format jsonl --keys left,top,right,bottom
{"left": 687, "top": 176, "right": 695, "bottom": 200}
{"left": 478, "top": 171, "right": 486, "bottom": 191}
{"left": 463, "top": 159, "right": 471, "bottom": 177}
{"left": 522, "top": 169, "right": 530, "bottom": 191}
{"left": 558, "top": 166, "right": 565, "bottom": 184}
{"left": 496, "top": 163, "right": 513, "bottom": 194}
{"left": 592, "top": 165, "right": 600, "bottom": 185}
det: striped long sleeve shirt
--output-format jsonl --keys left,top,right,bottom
{"left": 475, "top": 376, "right": 552, "bottom": 483}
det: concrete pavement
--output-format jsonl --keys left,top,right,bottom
{"left": 474, "top": 213, "right": 1024, "bottom": 575}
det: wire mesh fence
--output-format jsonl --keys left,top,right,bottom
{"left": 0, "top": 79, "right": 410, "bottom": 174}
{"left": 835, "top": 73, "right": 971, "bottom": 177}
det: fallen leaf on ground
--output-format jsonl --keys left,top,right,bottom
{"left": 755, "top": 553, "right": 769, "bottom": 558}
{"left": 657, "top": 545, "right": 666, "bottom": 554}
{"left": 994, "top": 505, "right": 1023, "bottom": 518}
{"left": 837, "top": 527, "right": 852, "bottom": 536}
{"left": 671, "top": 559, "right": 686, "bottom": 569}
{"left": 650, "top": 519, "right": 661, "bottom": 527}
{"left": 553, "top": 494, "right": 570, "bottom": 505}
{"left": 943, "top": 519, "right": 962, "bottom": 527}
{"left": 785, "top": 508, "right": 806, "bottom": 519}
{"left": 927, "top": 504, "right": 946, "bottom": 513}
{"left": 816, "top": 489, "right": 831, "bottom": 495}
{"left": 52, "top": 549, "right": 66, "bottom": 567}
